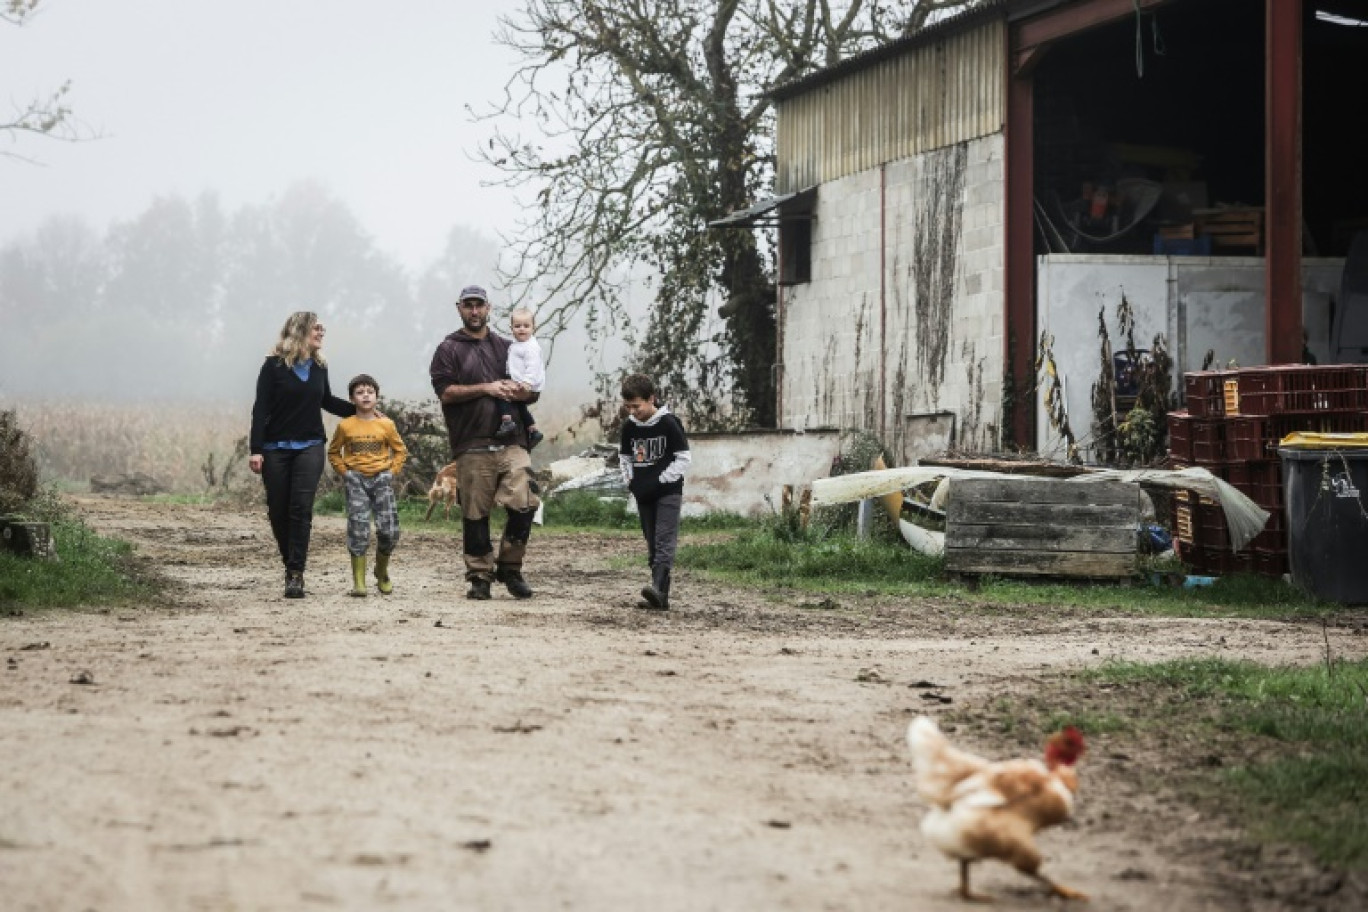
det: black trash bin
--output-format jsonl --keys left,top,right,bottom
{"left": 1279, "top": 445, "right": 1368, "bottom": 605}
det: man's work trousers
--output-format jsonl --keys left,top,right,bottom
{"left": 457, "top": 446, "right": 540, "bottom": 580}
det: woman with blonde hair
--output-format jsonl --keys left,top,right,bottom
{"left": 249, "top": 312, "right": 355, "bottom": 598}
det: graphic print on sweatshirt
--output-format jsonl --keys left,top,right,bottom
{"left": 632, "top": 434, "right": 670, "bottom": 467}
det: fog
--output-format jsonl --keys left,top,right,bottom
{"left": 0, "top": 0, "right": 624, "bottom": 414}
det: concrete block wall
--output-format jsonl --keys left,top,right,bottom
{"left": 780, "top": 133, "right": 1006, "bottom": 459}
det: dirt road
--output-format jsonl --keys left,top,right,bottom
{"left": 2, "top": 497, "right": 1364, "bottom": 911}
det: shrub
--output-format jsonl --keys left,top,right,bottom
{"left": 0, "top": 409, "right": 40, "bottom": 514}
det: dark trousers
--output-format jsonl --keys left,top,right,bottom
{"left": 637, "top": 492, "right": 682, "bottom": 597}
{"left": 261, "top": 445, "right": 326, "bottom": 573}
{"left": 496, "top": 401, "right": 537, "bottom": 431}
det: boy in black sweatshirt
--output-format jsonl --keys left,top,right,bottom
{"left": 618, "top": 373, "right": 692, "bottom": 610}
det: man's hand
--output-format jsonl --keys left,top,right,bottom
{"left": 487, "top": 379, "right": 523, "bottom": 400}
{"left": 249, "top": 454, "right": 264, "bottom": 475}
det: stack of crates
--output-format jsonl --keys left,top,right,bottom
{"left": 1167, "top": 365, "right": 1368, "bottom": 576}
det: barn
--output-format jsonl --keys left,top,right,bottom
{"left": 718, "top": 0, "right": 1368, "bottom": 462}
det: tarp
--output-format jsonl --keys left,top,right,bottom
{"left": 812, "top": 465, "right": 1269, "bottom": 553}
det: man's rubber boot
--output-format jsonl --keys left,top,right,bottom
{"left": 350, "top": 555, "right": 368, "bottom": 597}
{"left": 374, "top": 551, "right": 393, "bottom": 595}
{"left": 495, "top": 565, "right": 533, "bottom": 599}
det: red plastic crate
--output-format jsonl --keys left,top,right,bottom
{"left": 1223, "top": 460, "right": 1251, "bottom": 486}
{"left": 1251, "top": 549, "right": 1289, "bottom": 577}
{"left": 1231, "top": 366, "right": 1368, "bottom": 415}
{"left": 1167, "top": 411, "right": 1194, "bottom": 461}
{"left": 1217, "top": 412, "right": 1368, "bottom": 465}
{"left": 1225, "top": 416, "right": 1270, "bottom": 461}
{"left": 1193, "top": 501, "right": 1231, "bottom": 549}
{"left": 1246, "top": 512, "right": 1287, "bottom": 553}
{"left": 1184, "top": 371, "right": 1229, "bottom": 417}
{"left": 1229, "top": 459, "right": 1283, "bottom": 511}
{"left": 1190, "top": 420, "right": 1226, "bottom": 464}
{"left": 1271, "top": 411, "right": 1368, "bottom": 440}
{"left": 1185, "top": 545, "right": 1255, "bottom": 576}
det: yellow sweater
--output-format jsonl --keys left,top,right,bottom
{"left": 327, "top": 416, "right": 408, "bottom": 477}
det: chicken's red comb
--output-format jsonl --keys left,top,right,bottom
{"left": 1044, "top": 726, "right": 1086, "bottom": 765}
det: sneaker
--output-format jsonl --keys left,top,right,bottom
{"left": 284, "top": 571, "right": 305, "bottom": 599}
{"left": 639, "top": 586, "right": 668, "bottom": 610}
{"left": 527, "top": 428, "right": 544, "bottom": 450}
{"left": 495, "top": 417, "right": 518, "bottom": 439}
{"left": 495, "top": 565, "right": 533, "bottom": 599}
{"left": 467, "top": 577, "right": 492, "bottom": 600}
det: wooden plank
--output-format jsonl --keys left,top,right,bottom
{"left": 950, "top": 478, "right": 1138, "bottom": 508}
{"left": 946, "top": 502, "right": 1135, "bottom": 527}
{"left": 943, "top": 477, "right": 1140, "bottom": 579}
{"left": 945, "top": 523, "right": 1135, "bottom": 553}
{"left": 918, "top": 456, "right": 1097, "bottom": 478}
{"left": 946, "top": 549, "right": 1136, "bottom": 578}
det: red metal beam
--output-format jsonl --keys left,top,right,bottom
{"left": 1013, "top": 0, "right": 1170, "bottom": 60}
{"left": 1266, "top": 0, "right": 1303, "bottom": 364}
{"left": 1005, "top": 63, "right": 1036, "bottom": 449}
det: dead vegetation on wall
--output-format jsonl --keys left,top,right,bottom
{"left": 959, "top": 339, "right": 992, "bottom": 450}
{"left": 911, "top": 143, "right": 967, "bottom": 403}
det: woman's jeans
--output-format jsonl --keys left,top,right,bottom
{"left": 261, "top": 445, "right": 325, "bottom": 573}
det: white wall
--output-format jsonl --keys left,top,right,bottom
{"left": 682, "top": 430, "right": 844, "bottom": 518}
{"left": 779, "top": 133, "right": 1006, "bottom": 464}
{"left": 1037, "top": 254, "right": 1347, "bottom": 460}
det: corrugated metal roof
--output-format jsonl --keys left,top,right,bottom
{"left": 709, "top": 187, "right": 817, "bottom": 227}
{"left": 770, "top": 0, "right": 1014, "bottom": 102}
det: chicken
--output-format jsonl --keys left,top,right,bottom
{"left": 907, "top": 715, "right": 1087, "bottom": 902}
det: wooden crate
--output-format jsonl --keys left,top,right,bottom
{"left": 944, "top": 478, "right": 1140, "bottom": 579}
{"left": 1195, "top": 207, "right": 1263, "bottom": 255}
{"left": 0, "top": 517, "right": 54, "bottom": 559}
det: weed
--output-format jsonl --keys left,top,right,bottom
{"left": 0, "top": 409, "right": 40, "bottom": 513}
{"left": 1086, "top": 657, "right": 1368, "bottom": 867}
{"left": 0, "top": 517, "right": 155, "bottom": 609}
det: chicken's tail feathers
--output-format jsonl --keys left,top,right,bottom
{"left": 907, "top": 715, "right": 992, "bottom": 805}
{"left": 907, "top": 715, "right": 946, "bottom": 766}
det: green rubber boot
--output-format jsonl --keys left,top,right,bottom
{"left": 350, "top": 555, "right": 368, "bottom": 597}
{"left": 374, "top": 551, "right": 393, "bottom": 595}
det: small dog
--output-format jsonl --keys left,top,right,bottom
{"left": 424, "top": 461, "right": 460, "bottom": 521}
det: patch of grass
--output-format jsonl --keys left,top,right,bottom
{"left": 679, "top": 523, "right": 945, "bottom": 590}
{"left": 0, "top": 517, "right": 154, "bottom": 610}
{"left": 315, "top": 489, "right": 752, "bottom": 536}
{"left": 677, "top": 524, "right": 1324, "bottom": 617}
{"left": 1086, "top": 656, "right": 1368, "bottom": 868}
{"left": 542, "top": 490, "right": 634, "bottom": 530}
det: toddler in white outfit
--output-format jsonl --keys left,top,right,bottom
{"left": 497, "top": 307, "right": 545, "bottom": 449}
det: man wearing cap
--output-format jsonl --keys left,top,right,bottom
{"left": 429, "top": 284, "right": 540, "bottom": 600}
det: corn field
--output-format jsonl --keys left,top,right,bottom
{"left": 3, "top": 394, "right": 606, "bottom": 498}
{"left": 3, "top": 399, "right": 256, "bottom": 495}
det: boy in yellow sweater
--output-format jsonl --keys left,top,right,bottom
{"left": 327, "top": 374, "right": 408, "bottom": 596}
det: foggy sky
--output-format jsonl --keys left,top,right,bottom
{"left": 1, "top": 0, "right": 523, "bottom": 269}
{"left": 1, "top": 0, "right": 628, "bottom": 407}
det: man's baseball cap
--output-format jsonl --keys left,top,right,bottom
{"left": 458, "top": 285, "right": 488, "bottom": 304}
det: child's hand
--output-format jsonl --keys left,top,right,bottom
{"left": 629, "top": 476, "right": 660, "bottom": 502}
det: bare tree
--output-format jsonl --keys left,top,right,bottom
{"left": 479, "top": 0, "right": 977, "bottom": 428}
{"left": 2, "top": 0, "right": 87, "bottom": 160}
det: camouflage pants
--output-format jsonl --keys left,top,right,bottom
{"left": 344, "top": 471, "right": 400, "bottom": 557}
